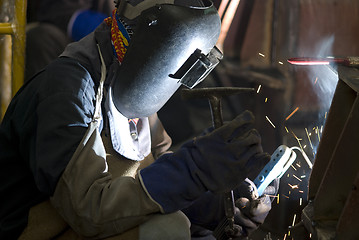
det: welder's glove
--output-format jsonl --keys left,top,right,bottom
{"left": 232, "top": 178, "right": 277, "bottom": 238}
{"left": 139, "top": 110, "right": 270, "bottom": 213}
{"left": 216, "top": 178, "right": 279, "bottom": 239}
{"left": 190, "top": 112, "right": 270, "bottom": 193}
{"left": 182, "top": 178, "right": 279, "bottom": 238}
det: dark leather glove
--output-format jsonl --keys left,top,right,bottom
{"left": 190, "top": 110, "right": 270, "bottom": 193}
{"left": 215, "top": 178, "right": 280, "bottom": 239}
{"left": 183, "top": 178, "right": 279, "bottom": 239}
{"left": 139, "top": 110, "right": 270, "bottom": 213}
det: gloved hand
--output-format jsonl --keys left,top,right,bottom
{"left": 191, "top": 110, "right": 270, "bottom": 192}
{"left": 229, "top": 178, "right": 279, "bottom": 239}
{"left": 183, "top": 178, "right": 279, "bottom": 239}
{"left": 139, "top": 110, "right": 270, "bottom": 213}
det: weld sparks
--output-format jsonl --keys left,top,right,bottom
{"left": 288, "top": 183, "right": 299, "bottom": 189}
{"left": 293, "top": 174, "right": 302, "bottom": 182}
{"left": 292, "top": 214, "right": 297, "bottom": 226}
{"left": 305, "top": 128, "right": 314, "bottom": 150}
{"left": 316, "top": 126, "right": 321, "bottom": 141}
{"left": 266, "top": 116, "right": 276, "bottom": 128}
{"left": 314, "top": 77, "right": 318, "bottom": 85}
{"left": 285, "top": 107, "right": 299, "bottom": 121}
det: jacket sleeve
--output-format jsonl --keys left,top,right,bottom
{"left": 27, "top": 58, "right": 95, "bottom": 195}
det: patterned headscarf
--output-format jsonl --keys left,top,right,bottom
{"left": 104, "top": 10, "right": 132, "bottom": 63}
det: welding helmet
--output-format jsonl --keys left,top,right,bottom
{"left": 111, "top": 0, "right": 222, "bottom": 118}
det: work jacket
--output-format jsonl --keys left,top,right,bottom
{"left": 0, "top": 21, "right": 171, "bottom": 239}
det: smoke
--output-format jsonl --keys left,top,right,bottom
{"left": 301, "top": 35, "right": 339, "bottom": 157}
{"left": 306, "top": 35, "right": 338, "bottom": 123}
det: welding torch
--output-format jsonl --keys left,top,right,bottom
{"left": 213, "top": 145, "right": 298, "bottom": 240}
{"left": 218, "top": 145, "right": 299, "bottom": 237}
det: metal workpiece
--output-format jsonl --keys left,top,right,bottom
{"left": 336, "top": 172, "right": 359, "bottom": 239}
{"left": 346, "top": 56, "right": 359, "bottom": 67}
{"left": 292, "top": 65, "right": 359, "bottom": 239}
{"left": 288, "top": 56, "right": 359, "bottom": 67}
{"left": 313, "top": 92, "right": 359, "bottom": 220}
{"left": 307, "top": 74, "right": 357, "bottom": 200}
{"left": 296, "top": 202, "right": 337, "bottom": 240}
{"left": 336, "top": 65, "right": 359, "bottom": 93}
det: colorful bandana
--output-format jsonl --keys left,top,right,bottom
{"left": 128, "top": 118, "right": 139, "bottom": 125}
{"left": 104, "top": 10, "right": 131, "bottom": 63}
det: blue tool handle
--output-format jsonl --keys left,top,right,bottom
{"left": 253, "top": 145, "right": 297, "bottom": 196}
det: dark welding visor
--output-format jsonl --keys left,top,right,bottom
{"left": 111, "top": 0, "right": 222, "bottom": 118}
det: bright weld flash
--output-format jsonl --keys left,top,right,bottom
{"left": 288, "top": 60, "right": 330, "bottom": 65}
{"left": 287, "top": 57, "right": 331, "bottom": 65}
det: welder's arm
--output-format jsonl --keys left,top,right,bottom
{"left": 50, "top": 111, "right": 267, "bottom": 238}
{"left": 139, "top": 110, "right": 270, "bottom": 213}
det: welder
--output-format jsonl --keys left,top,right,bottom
{"left": 0, "top": 0, "right": 276, "bottom": 239}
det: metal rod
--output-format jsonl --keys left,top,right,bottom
{"left": 12, "top": 0, "right": 27, "bottom": 96}
{"left": 0, "top": 23, "right": 14, "bottom": 34}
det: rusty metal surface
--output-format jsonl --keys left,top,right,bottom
{"left": 308, "top": 77, "right": 357, "bottom": 200}
{"left": 312, "top": 66, "right": 359, "bottom": 220}
{"left": 302, "top": 202, "right": 336, "bottom": 240}
{"left": 336, "top": 172, "right": 359, "bottom": 239}
{"left": 295, "top": 65, "right": 359, "bottom": 239}
{"left": 313, "top": 94, "right": 359, "bottom": 219}
{"left": 337, "top": 65, "right": 359, "bottom": 93}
